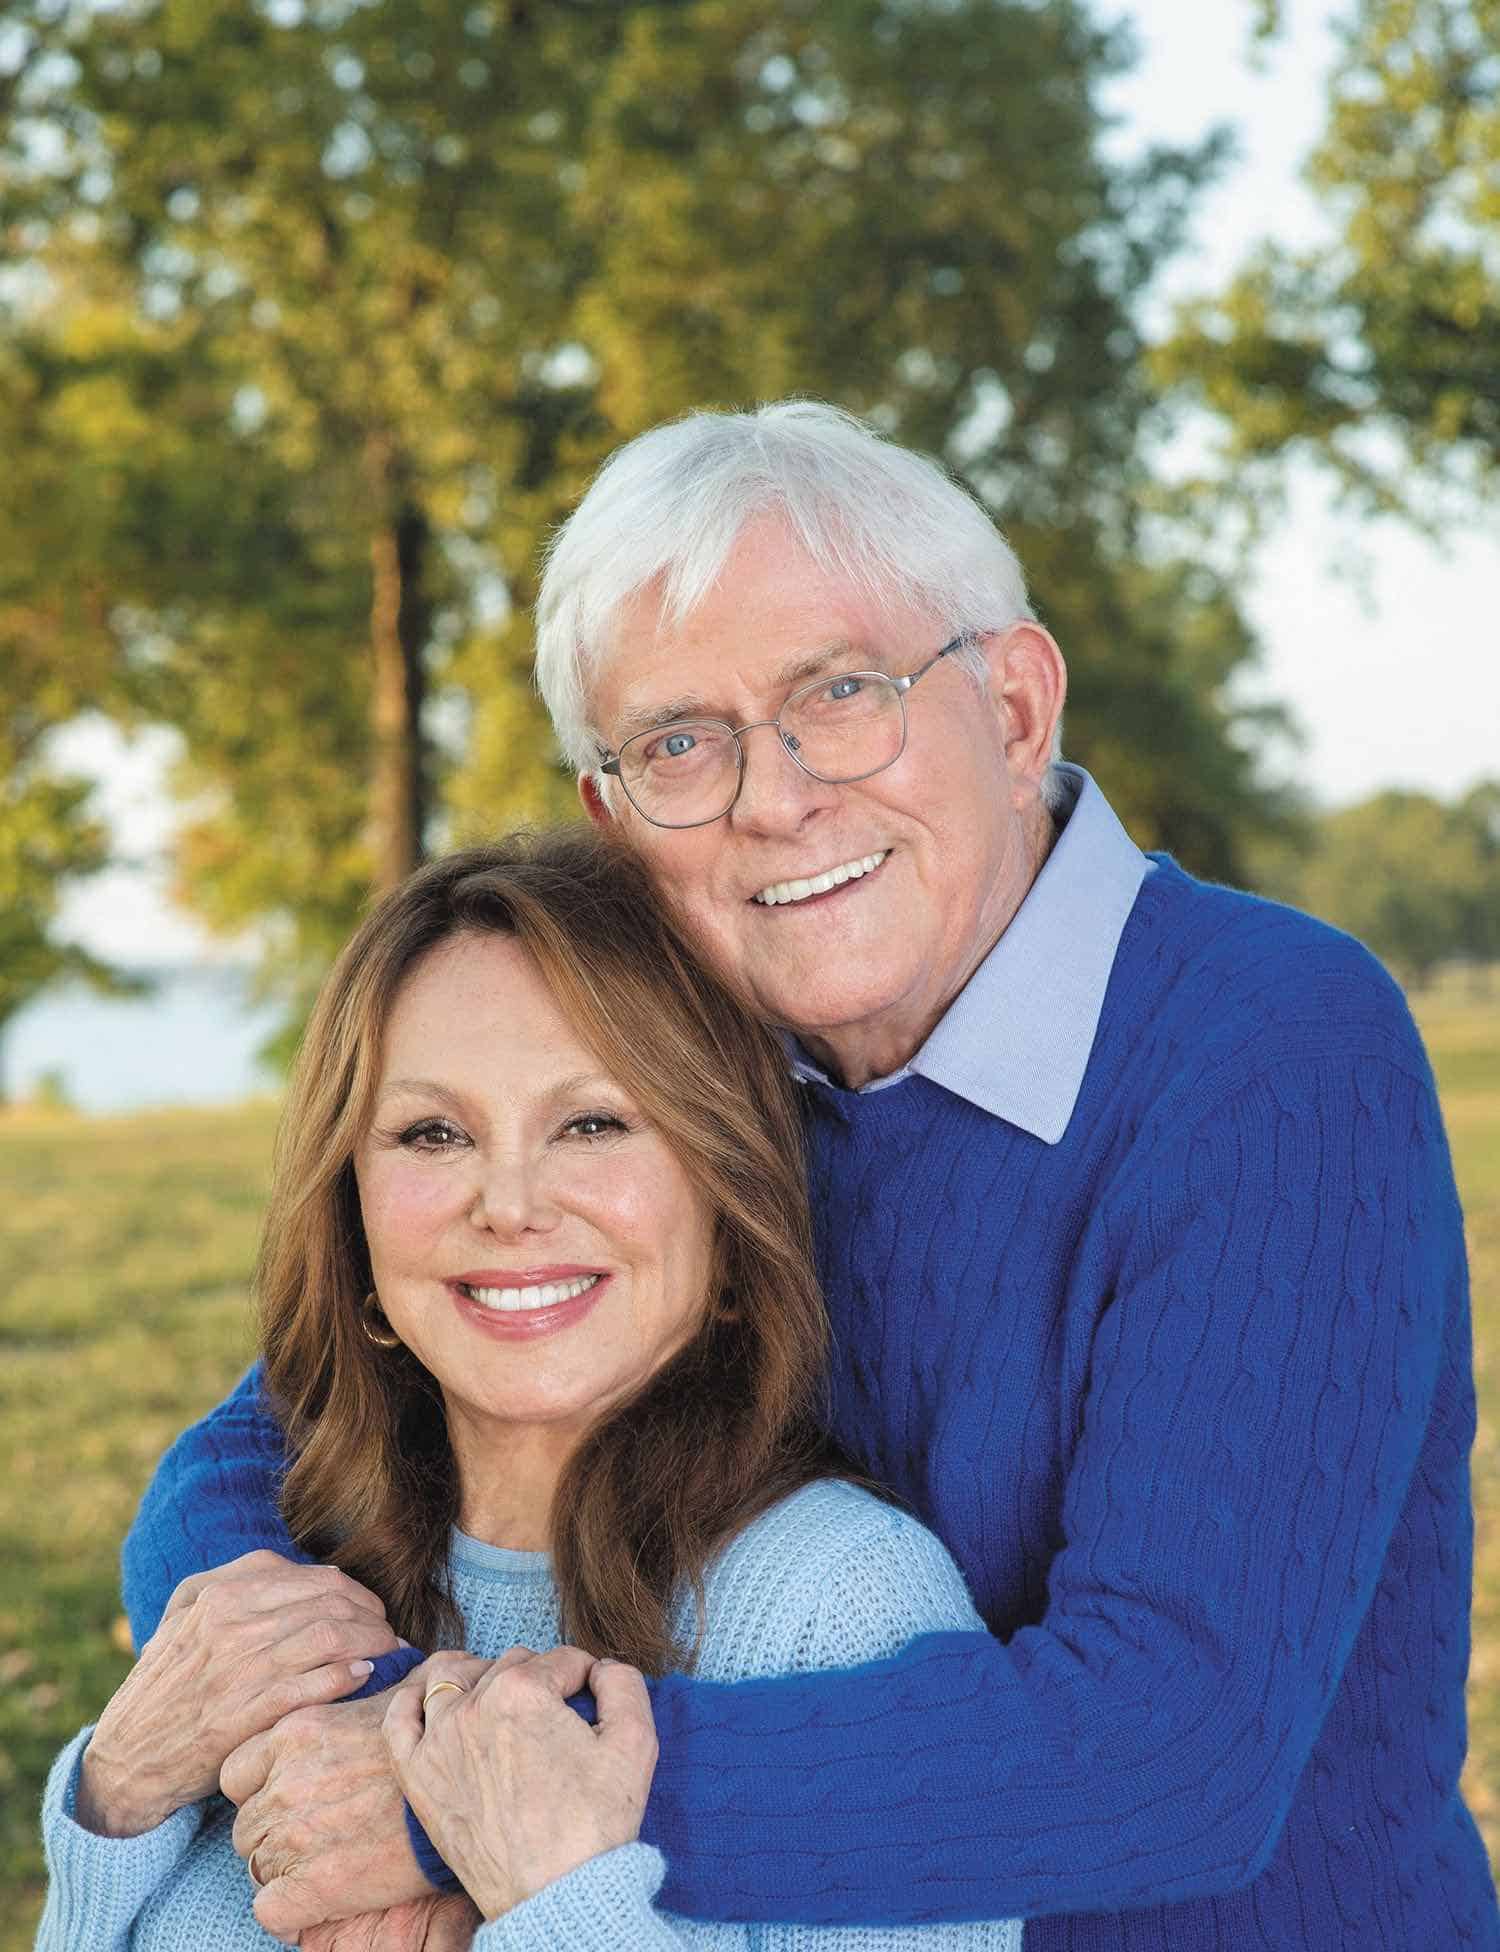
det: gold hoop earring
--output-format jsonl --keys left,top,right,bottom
{"left": 361, "top": 1290, "right": 402, "bottom": 1350}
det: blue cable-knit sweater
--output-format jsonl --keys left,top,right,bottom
{"left": 118, "top": 860, "right": 1498, "bottom": 1948}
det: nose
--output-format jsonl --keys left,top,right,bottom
{"left": 728, "top": 722, "right": 841, "bottom": 837}
{"left": 467, "top": 1152, "right": 560, "bottom": 1239}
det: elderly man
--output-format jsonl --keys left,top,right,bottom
{"left": 120, "top": 403, "right": 1495, "bottom": 1948}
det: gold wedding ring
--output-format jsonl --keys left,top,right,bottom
{"left": 421, "top": 1679, "right": 469, "bottom": 1711}
{"left": 247, "top": 1847, "right": 267, "bottom": 1888}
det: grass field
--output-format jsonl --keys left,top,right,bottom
{"left": 1, "top": 990, "right": 1497, "bottom": 1947}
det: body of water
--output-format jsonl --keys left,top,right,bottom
{"left": 4, "top": 967, "right": 284, "bottom": 1114}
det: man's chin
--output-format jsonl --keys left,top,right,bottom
{"left": 756, "top": 970, "right": 913, "bottom": 1049}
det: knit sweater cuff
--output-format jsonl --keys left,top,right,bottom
{"left": 471, "top": 1843, "right": 680, "bottom": 1950}
{"left": 38, "top": 1727, "right": 205, "bottom": 1948}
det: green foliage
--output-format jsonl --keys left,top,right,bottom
{"left": 0, "top": 763, "right": 142, "bottom": 1087}
{"left": 1160, "top": 0, "right": 1500, "bottom": 520}
{"left": 1251, "top": 781, "right": 1500, "bottom": 984}
{"left": 4, "top": 0, "right": 1292, "bottom": 1046}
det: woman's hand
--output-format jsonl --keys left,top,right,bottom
{"left": 383, "top": 1647, "right": 658, "bottom": 1922}
{"left": 75, "top": 1551, "right": 400, "bottom": 1838}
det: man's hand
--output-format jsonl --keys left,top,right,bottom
{"left": 300, "top": 1893, "right": 483, "bottom": 1952}
{"left": 384, "top": 1648, "right": 657, "bottom": 1921}
{"left": 76, "top": 1553, "right": 397, "bottom": 1839}
{"left": 222, "top": 1692, "right": 435, "bottom": 1940}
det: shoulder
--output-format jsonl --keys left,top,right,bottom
{"left": 690, "top": 1479, "right": 985, "bottom": 1683}
{"left": 1128, "top": 862, "right": 1433, "bottom": 1106}
{"left": 148, "top": 1365, "right": 284, "bottom": 1478}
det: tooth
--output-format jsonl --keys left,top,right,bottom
{"left": 467, "top": 1275, "right": 597, "bottom": 1312}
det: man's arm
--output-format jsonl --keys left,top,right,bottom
{"left": 128, "top": 1053, "right": 1461, "bottom": 1928}
{"left": 121, "top": 1366, "right": 425, "bottom": 1698}
{"left": 123, "top": 1366, "right": 303, "bottom": 1640}
{"left": 637, "top": 1051, "right": 1460, "bottom": 1924}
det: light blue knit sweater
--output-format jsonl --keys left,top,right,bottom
{"left": 38, "top": 1479, "right": 1022, "bottom": 1951}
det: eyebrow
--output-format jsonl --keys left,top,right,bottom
{"left": 376, "top": 1071, "right": 618, "bottom": 1108}
{"left": 377, "top": 1078, "right": 470, "bottom": 1110}
{"left": 609, "top": 639, "right": 876, "bottom": 742}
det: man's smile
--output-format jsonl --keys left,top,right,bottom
{"left": 751, "top": 849, "right": 891, "bottom": 907}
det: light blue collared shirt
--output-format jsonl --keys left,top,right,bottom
{"left": 788, "top": 764, "right": 1151, "bottom": 1144}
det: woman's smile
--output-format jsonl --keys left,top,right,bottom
{"left": 448, "top": 1270, "right": 611, "bottom": 1340}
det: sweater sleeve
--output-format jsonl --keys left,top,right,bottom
{"left": 470, "top": 1844, "right": 685, "bottom": 1952}
{"left": 121, "top": 1365, "right": 307, "bottom": 1646}
{"left": 34, "top": 1727, "right": 206, "bottom": 1952}
{"left": 120, "top": 1364, "right": 424, "bottom": 1702}
{"left": 638, "top": 1054, "right": 1460, "bottom": 1926}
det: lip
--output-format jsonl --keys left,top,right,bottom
{"left": 454, "top": 1266, "right": 604, "bottom": 1286}
{"left": 447, "top": 1272, "right": 611, "bottom": 1342}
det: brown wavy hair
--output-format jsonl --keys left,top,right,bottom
{"left": 257, "top": 828, "right": 838, "bottom": 1672}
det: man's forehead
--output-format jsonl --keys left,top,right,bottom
{"left": 604, "top": 635, "right": 890, "bottom": 736}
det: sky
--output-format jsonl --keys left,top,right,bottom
{"left": 54, "top": 0, "right": 1500, "bottom": 967}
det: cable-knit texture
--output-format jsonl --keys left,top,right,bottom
{"left": 40, "top": 1485, "right": 1021, "bottom": 1950}
{"left": 637, "top": 861, "right": 1496, "bottom": 1946}
{"left": 114, "top": 859, "right": 1497, "bottom": 1946}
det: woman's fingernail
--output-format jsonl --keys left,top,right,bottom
{"left": 351, "top": 1659, "right": 375, "bottom": 1677}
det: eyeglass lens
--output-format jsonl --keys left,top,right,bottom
{"left": 618, "top": 672, "right": 907, "bottom": 827}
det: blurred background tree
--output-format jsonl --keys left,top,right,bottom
{"left": 0, "top": 325, "right": 151, "bottom": 1101}
{"left": 4, "top": 0, "right": 1308, "bottom": 1047}
{"left": 1160, "top": 0, "right": 1499, "bottom": 522}
{"left": 1251, "top": 781, "right": 1500, "bottom": 987}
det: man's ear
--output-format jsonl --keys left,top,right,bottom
{"left": 579, "top": 772, "right": 615, "bottom": 830}
{"left": 983, "top": 622, "right": 1067, "bottom": 795}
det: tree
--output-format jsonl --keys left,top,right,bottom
{"left": 0, "top": 763, "right": 145, "bottom": 1104}
{"left": 1249, "top": 784, "right": 1500, "bottom": 987}
{"left": 1159, "top": 0, "right": 1500, "bottom": 524}
{"left": 7, "top": 0, "right": 1293, "bottom": 1040}
{"left": 0, "top": 314, "right": 153, "bottom": 1100}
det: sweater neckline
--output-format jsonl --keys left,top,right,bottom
{"left": 448, "top": 1527, "right": 553, "bottom": 1580}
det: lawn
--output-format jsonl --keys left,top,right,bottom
{"left": 1, "top": 986, "right": 1497, "bottom": 1945}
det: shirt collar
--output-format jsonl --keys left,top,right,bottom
{"left": 788, "top": 765, "right": 1151, "bottom": 1143}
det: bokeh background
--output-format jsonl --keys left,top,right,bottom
{"left": 2, "top": 0, "right": 1497, "bottom": 1942}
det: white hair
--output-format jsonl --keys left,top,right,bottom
{"left": 533, "top": 399, "right": 1057, "bottom": 794}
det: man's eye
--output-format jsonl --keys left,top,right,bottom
{"left": 400, "top": 1119, "right": 467, "bottom": 1150}
{"left": 663, "top": 731, "right": 698, "bottom": 758}
{"left": 827, "top": 675, "right": 864, "bottom": 701}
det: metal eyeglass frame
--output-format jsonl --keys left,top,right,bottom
{"left": 594, "top": 632, "right": 974, "bottom": 830}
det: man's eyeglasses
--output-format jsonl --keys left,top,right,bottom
{"left": 595, "top": 634, "right": 974, "bottom": 830}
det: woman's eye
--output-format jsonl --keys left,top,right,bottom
{"left": 400, "top": 1118, "right": 468, "bottom": 1151}
{"left": 563, "top": 1112, "right": 626, "bottom": 1141}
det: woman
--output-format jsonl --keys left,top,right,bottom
{"left": 39, "top": 830, "right": 1021, "bottom": 1951}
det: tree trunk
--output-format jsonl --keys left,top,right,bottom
{"left": 366, "top": 435, "right": 431, "bottom": 894}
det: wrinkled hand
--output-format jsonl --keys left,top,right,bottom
{"left": 384, "top": 1647, "right": 657, "bottom": 1922}
{"left": 222, "top": 1688, "right": 440, "bottom": 1941}
{"left": 76, "top": 1553, "right": 398, "bottom": 1838}
{"left": 300, "top": 1891, "right": 483, "bottom": 1952}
